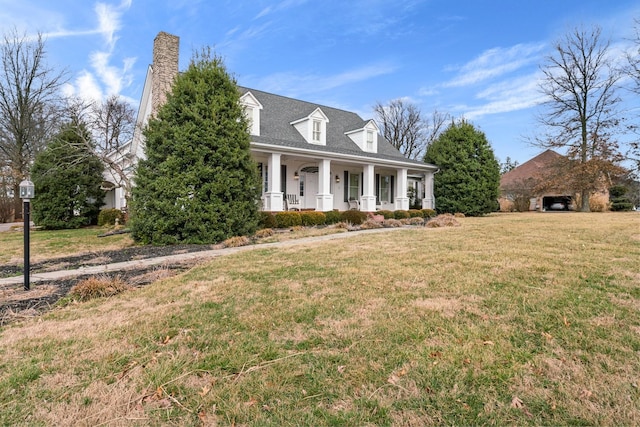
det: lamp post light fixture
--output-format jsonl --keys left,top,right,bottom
{"left": 19, "top": 179, "right": 34, "bottom": 291}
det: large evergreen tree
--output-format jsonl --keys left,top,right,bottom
{"left": 129, "top": 49, "right": 261, "bottom": 245}
{"left": 31, "top": 120, "right": 105, "bottom": 229}
{"left": 424, "top": 120, "right": 500, "bottom": 216}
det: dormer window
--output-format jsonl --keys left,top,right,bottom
{"left": 366, "top": 130, "right": 374, "bottom": 147}
{"left": 291, "top": 107, "right": 329, "bottom": 145}
{"left": 239, "top": 91, "right": 263, "bottom": 136}
{"left": 345, "top": 120, "right": 379, "bottom": 153}
{"left": 312, "top": 120, "right": 322, "bottom": 143}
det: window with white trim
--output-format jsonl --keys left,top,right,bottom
{"left": 366, "top": 130, "right": 374, "bottom": 147}
{"left": 312, "top": 120, "right": 321, "bottom": 143}
{"left": 380, "top": 175, "right": 390, "bottom": 203}
{"left": 349, "top": 173, "right": 360, "bottom": 201}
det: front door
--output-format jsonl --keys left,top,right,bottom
{"left": 302, "top": 171, "right": 318, "bottom": 209}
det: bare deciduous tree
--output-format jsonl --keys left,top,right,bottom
{"left": 0, "top": 29, "right": 66, "bottom": 220}
{"left": 62, "top": 95, "right": 136, "bottom": 202}
{"left": 374, "top": 99, "right": 449, "bottom": 161}
{"left": 624, "top": 18, "right": 640, "bottom": 175}
{"left": 626, "top": 19, "right": 640, "bottom": 95}
{"left": 536, "top": 25, "right": 625, "bottom": 211}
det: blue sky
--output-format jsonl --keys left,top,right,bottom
{"left": 1, "top": 0, "right": 639, "bottom": 165}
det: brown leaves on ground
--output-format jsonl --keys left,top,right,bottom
{"left": 511, "top": 396, "right": 533, "bottom": 417}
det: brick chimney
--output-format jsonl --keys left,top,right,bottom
{"left": 151, "top": 32, "right": 179, "bottom": 117}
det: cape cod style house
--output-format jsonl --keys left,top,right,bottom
{"left": 104, "top": 32, "right": 438, "bottom": 213}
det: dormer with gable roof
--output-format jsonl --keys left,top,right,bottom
{"left": 345, "top": 119, "right": 379, "bottom": 154}
{"left": 290, "top": 107, "right": 329, "bottom": 146}
{"left": 240, "top": 91, "right": 263, "bottom": 136}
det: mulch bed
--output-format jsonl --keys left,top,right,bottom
{"left": 0, "top": 244, "right": 218, "bottom": 326}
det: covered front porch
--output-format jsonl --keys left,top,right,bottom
{"left": 255, "top": 152, "right": 436, "bottom": 212}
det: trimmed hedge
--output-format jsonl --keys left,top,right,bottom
{"left": 377, "top": 209, "right": 395, "bottom": 219}
{"left": 98, "top": 208, "right": 125, "bottom": 226}
{"left": 301, "top": 211, "right": 326, "bottom": 226}
{"left": 408, "top": 209, "right": 423, "bottom": 218}
{"left": 421, "top": 209, "right": 437, "bottom": 218}
{"left": 341, "top": 210, "right": 368, "bottom": 225}
{"left": 393, "top": 210, "right": 410, "bottom": 219}
{"left": 325, "top": 210, "right": 342, "bottom": 225}
{"left": 275, "top": 211, "right": 302, "bottom": 228}
{"left": 259, "top": 212, "right": 277, "bottom": 229}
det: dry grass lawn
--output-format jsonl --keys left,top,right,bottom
{"left": 0, "top": 212, "right": 639, "bottom": 426}
{"left": 0, "top": 226, "right": 135, "bottom": 264}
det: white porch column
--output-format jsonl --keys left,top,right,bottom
{"left": 395, "top": 168, "right": 409, "bottom": 211}
{"left": 361, "top": 164, "right": 376, "bottom": 211}
{"left": 316, "top": 159, "right": 333, "bottom": 211}
{"left": 264, "top": 153, "right": 283, "bottom": 211}
{"left": 422, "top": 171, "right": 435, "bottom": 209}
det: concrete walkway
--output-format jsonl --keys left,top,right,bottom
{"left": 0, "top": 227, "right": 406, "bottom": 287}
{"left": 0, "top": 222, "right": 29, "bottom": 233}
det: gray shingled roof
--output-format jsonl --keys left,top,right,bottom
{"left": 238, "top": 86, "right": 430, "bottom": 167}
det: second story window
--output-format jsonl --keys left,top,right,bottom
{"left": 312, "top": 120, "right": 321, "bottom": 143}
{"left": 367, "top": 130, "right": 374, "bottom": 146}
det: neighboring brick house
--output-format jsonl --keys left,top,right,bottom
{"left": 103, "top": 32, "right": 438, "bottom": 212}
{"left": 499, "top": 149, "right": 575, "bottom": 211}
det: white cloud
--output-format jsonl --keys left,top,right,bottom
{"left": 60, "top": 0, "right": 134, "bottom": 103}
{"left": 254, "top": 63, "right": 397, "bottom": 97}
{"left": 443, "top": 43, "right": 545, "bottom": 88}
{"left": 253, "top": 0, "right": 309, "bottom": 19}
{"left": 461, "top": 72, "right": 547, "bottom": 120}
{"left": 62, "top": 71, "right": 103, "bottom": 102}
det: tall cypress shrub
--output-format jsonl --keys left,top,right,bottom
{"left": 31, "top": 121, "right": 105, "bottom": 229}
{"left": 129, "top": 49, "right": 261, "bottom": 244}
{"left": 424, "top": 120, "right": 500, "bottom": 216}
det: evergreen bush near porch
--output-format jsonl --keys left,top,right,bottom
{"left": 424, "top": 120, "right": 500, "bottom": 216}
{"left": 324, "top": 210, "right": 342, "bottom": 224}
{"left": 129, "top": 49, "right": 261, "bottom": 244}
{"left": 300, "top": 211, "right": 326, "bottom": 226}
{"left": 31, "top": 121, "right": 105, "bottom": 229}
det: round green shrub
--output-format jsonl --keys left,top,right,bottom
{"left": 394, "top": 210, "right": 410, "bottom": 219}
{"left": 408, "top": 209, "right": 423, "bottom": 218}
{"left": 301, "top": 211, "right": 326, "bottom": 226}
{"left": 324, "top": 210, "right": 342, "bottom": 224}
{"left": 341, "top": 210, "right": 367, "bottom": 225}
{"left": 259, "top": 212, "right": 277, "bottom": 229}
{"left": 98, "top": 208, "right": 125, "bottom": 226}
{"left": 421, "top": 209, "right": 437, "bottom": 218}
{"left": 275, "top": 211, "right": 302, "bottom": 228}
{"left": 377, "top": 209, "right": 394, "bottom": 219}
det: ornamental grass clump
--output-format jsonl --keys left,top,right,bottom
{"left": 360, "top": 219, "right": 383, "bottom": 229}
{"left": 406, "top": 216, "right": 425, "bottom": 225}
{"left": 383, "top": 218, "right": 403, "bottom": 227}
{"left": 425, "top": 213, "right": 461, "bottom": 228}
{"left": 69, "top": 276, "right": 131, "bottom": 301}
{"left": 254, "top": 228, "right": 274, "bottom": 239}
{"left": 223, "top": 235, "right": 251, "bottom": 248}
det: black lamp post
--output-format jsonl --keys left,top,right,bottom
{"left": 19, "top": 179, "right": 34, "bottom": 291}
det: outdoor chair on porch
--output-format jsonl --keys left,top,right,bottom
{"left": 348, "top": 198, "right": 360, "bottom": 210}
{"left": 285, "top": 194, "right": 301, "bottom": 211}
